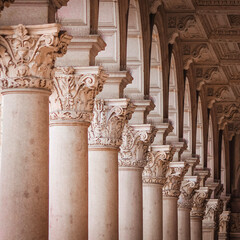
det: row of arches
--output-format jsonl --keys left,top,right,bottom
{"left": 57, "top": 0, "right": 231, "bottom": 196}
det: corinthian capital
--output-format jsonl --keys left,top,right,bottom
{"left": 162, "top": 161, "right": 189, "bottom": 198}
{"left": 203, "top": 199, "right": 223, "bottom": 228}
{"left": 0, "top": 0, "right": 14, "bottom": 13}
{"left": 88, "top": 99, "right": 135, "bottom": 148}
{"left": 191, "top": 187, "right": 209, "bottom": 218}
{"left": 118, "top": 124, "right": 157, "bottom": 168}
{"left": 0, "top": 24, "right": 72, "bottom": 91}
{"left": 178, "top": 176, "right": 200, "bottom": 209}
{"left": 50, "top": 66, "right": 107, "bottom": 122}
{"left": 142, "top": 145, "right": 175, "bottom": 185}
{"left": 219, "top": 211, "right": 230, "bottom": 234}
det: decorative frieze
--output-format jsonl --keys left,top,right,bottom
{"left": 118, "top": 124, "right": 157, "bottom": 168}
{"left": 0, "top": 24, "right": 72, "bottom": 90}
{"left": 191, "top": 187, "right": 209, "bottom": 218}
{"left": 162, "top": 161, "right": 189, "bottom": 198}
{"left": 142, "top": 145, "right": 175, "bottom": 185}
{"left": 88, "top": 99, "right": 135, "bottom": 148}
{"left": 50, "top": 66, "right": 108, "bottom": 122}
{"left": 178, "top": 176, "right": 200, "bottom": 209}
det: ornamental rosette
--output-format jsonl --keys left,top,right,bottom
{"left": 88, "top": 99, "right": 135, "bottom": 148}
{"left": 0, "top": 0, "right": 14, "bottom": 13}
{"left": 191, "top": 187, "right": 209, "bottom": 218}
{"left": 178, "top": 176, "right": 200, "bottom": 209}
{"left": 118, "top": 124, "right": 157, "bottom": 168}
{"left": 49, "top": 66, "right": 107, "bottom": 122}
{"left": 0, "top": 24, "right": 72, "bottom": 90}
{"left": 162, "top": 161, "right": 189, "bottom": 198}
{"left": 142, "top": 145, "right": 175, "bottom": 185}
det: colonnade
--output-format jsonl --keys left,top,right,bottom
{"left": 0, "top": 0, "right": 232, "bottom": 239}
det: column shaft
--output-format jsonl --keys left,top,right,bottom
{"left": 119, "top": 167, "right": 143, "bottom": 240}
{"left": 0, "top": 90, "right": 50, "bottom": 240}
{"left": 89, "top": 148, "right": 118, "bottom": 240}
{"left": 49, "top": 123, "right": 89, "bottom": 239}
{"left": 163, "top": 196, "right": 178, "bottom": 240}
{"left": 178, "top": 208, "right": 191, "bottom": 240}
{"left": 191, "top": 216, "right": 203, "bottom": 240}
{"left": 143, "top": 184, "right": 163, "bottom": 240}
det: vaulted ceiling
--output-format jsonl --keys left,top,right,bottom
{"left": 162, "top": 0, "right": 240, "bottom": 137}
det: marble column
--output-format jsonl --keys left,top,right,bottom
{"left": 178, "top": 176, "right": 199, "bottom": 240}
{"left": 162, "top": 161, "right": 189, "bottom": 240}
{"left": 218, "top": 211, "right": 231, "bottom": 240}
{"left": 142, "top": 145, "right": 175, "bottom": 240}
{"left": 0, "top": 24, "right": 71, "bottom": 240}
{"left": 88, "top": 99, "right": 135, "bottom": 240}
{"left": 119, "top": 124, "right": 156, "bottom": 240}
{"left": 49, "top": 67, "right": 107, "bottom": 239}
{"left": 190, "top": 187, "right": 209, "bottom": 240}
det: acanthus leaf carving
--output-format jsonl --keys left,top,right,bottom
{"left": 219, "top": 211, "right": 231, "bottom": 234}
{"left": 162, "top": 161, "right": 189, "bottom": 198}
{"left": 118, "top": 124, "right": 157, "bottom": 168}
{"left": 0, "top": 24, "right": 72, "bottom": 90}
{"left": 49, "top": 66, "right": 108, "bottom": 122}
{"left": 178, "top": 176, "right": 200, "bottom": 209}
{"left": 191, "top": 187, "right": 209, "bottom": 218}
{"left": 88, "top": 99, "right": 135, "bottom": 148}
{"left": 142, "top": 145, "right": 176, "bottom": 185}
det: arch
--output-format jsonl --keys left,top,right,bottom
{"left": 196, "top": 97, "right": 204, "bottom": 167}
{"left": 147, "top": 24, "right": 163, "bottom": 124}
{"left": 207, "top": 115, "right": 214, "bottom": 180}
{"left": 168, "top": 53, "right": 179, "bottom": 139}
{"left": 96, "top": 0, "right": 120, "bottom": 71}
{"left": 124, "top": 0, "right": 145, "bottom": 99}
{"left": 183, "top": 77, "right": 192, "bottom": 154}
{"left": 221, "top": 133, "right": 227, "bottom": 195}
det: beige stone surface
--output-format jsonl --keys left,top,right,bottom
{"left": 49, "top": 123, "right": 89, "bottom": 240}
{"left": 0, "top": 90, "right": 50, "bottom": 240}
{"left": 88, "top": 148, "right": 118, "bottom": 240}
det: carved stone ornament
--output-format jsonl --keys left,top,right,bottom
{"left": 88, "top": 99, "right": 135, "bottom": 148}
{"left": 50, "top": 67, "right": 108, "bottom": 122}
{"left": 178, "top": 176, "right": 200, "bottom": 209}
{"left": 203, "top": 199, "right": 222, "bottom": 229}
{"left": 162, "top": 161, "right": 189, "bottom": 198}
{"left": 118, "top": 124, "right": 157, "bottom": 168}
{"left": 0, "top": 24, "right": 72, "bottom": 91}
{"left": 0, "top": 0, "right": 14, "bottom": 13}
{"left": 142, "top": 145, "right": 176, "bottom": 185}
{"left": 219, "top": 211, "right": 231, "bottom": 233}
{"left": 190, "top": 187, "right": 209, "bottom": 218}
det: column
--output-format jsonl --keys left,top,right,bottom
{"left": 143, "top": 145, "right": 175, "bottom": 240}
{"left": 88, "top": 99, "right": 135, "bottom": 240}
{"left": 119, "top": 124, "right": 156, "bottom": 240}
{"left": 218, "top": 211, "right": 231, "bottom": 240}
{"left": 190, "top": 187, "right": 209, "bottom": 240}
{"left": 162, "top": 161, "right": 189, "bottom": 240}
{"left": 49, "top": 67, "right": 107, "bottom": 239}
{"left": 0, "top": 24, "right": 71, "bottom": 240}
{"left": 178, "top": 176, "right": 199, "bottom": 240}
{"left": 203, "top": 199, "right": 222, "bottom": 240}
